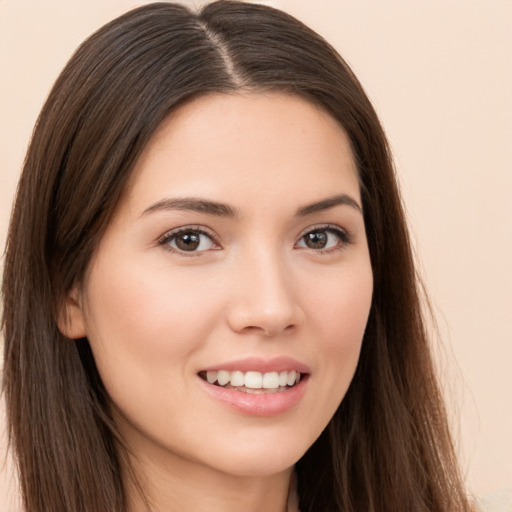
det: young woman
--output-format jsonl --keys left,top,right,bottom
{"left": 2, "top": 1, "right": 477, "bottom": 511}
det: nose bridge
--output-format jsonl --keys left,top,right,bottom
{"left": 227, "top": 242, "right": 302, "bottom": 336}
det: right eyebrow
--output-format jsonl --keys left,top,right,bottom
{"left": 141, "top": 197, "right": 239, "bottom": 219}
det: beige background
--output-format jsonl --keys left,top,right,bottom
{"left": 1, "top": 0, "right": 511, "bottom": 509}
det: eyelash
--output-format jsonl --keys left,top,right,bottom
{"left": 158, "top": 225, "right": 220, "bottom": 257}
{"left": 157, "top": 223, "right": 353, "bottom": 257}
{"left": 296, "top": 224, "right": 353, "bottom": 254}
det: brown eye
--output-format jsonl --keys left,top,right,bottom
{"left": 304, "top": 231, "right": 328, "bottom": 249}
{"left": 175, "top": 232, "right": 200, "bottom": 251}
{"left": 297, "top": 227, "right": 349, "bottom": 251}
{"left": 165, "top": 230, "right": 216, "bottom": 253}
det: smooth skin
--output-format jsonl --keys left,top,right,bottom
{"left": 61, "top": 92, "right": 373, "bottom": 512}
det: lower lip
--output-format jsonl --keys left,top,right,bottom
{"left": 199, "top": 376, "right": 308, "bottom": 417}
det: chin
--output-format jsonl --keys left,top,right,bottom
{"left": 199, "top": 430, "right": 314, "bottom": 478}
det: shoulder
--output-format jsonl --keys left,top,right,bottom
{"left": 473, "top": 488, "right": 512, "bottom": 512}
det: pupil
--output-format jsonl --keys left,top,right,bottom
{"left": 306, "top": 231, "right": 327, "bottom": 249}
{"left": 176, "top": 232, "right": 200, "bottom": 251}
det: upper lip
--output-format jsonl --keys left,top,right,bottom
{"left": 200, "top": 356, "right": 310, "bottom": 374}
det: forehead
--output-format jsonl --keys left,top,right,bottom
{"left": 122, "top": 91, "right": 360, "bottom": 214}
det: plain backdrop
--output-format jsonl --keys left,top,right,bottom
{"left": 1, "top": 0, "right": 511, "bottom": 509}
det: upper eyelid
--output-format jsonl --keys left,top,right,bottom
{"left": 295, "top": 223, "right": 353, "bottom": 249}
{"left": 157, "top": 225, "right": 219, "bottom": 245}
{"left": 297, "top": 223, "right": 349, "bottom": 238}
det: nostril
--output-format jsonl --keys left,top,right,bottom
{"left": 262, "top": 323, "right": 297, "bottom": 337}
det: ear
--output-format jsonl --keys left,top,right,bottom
{"left": 58, "top": 287, "right": 88, "bottom": 339}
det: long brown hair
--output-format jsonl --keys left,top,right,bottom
{"left": 2, "top": 2, "right": 471, "bottom": 511}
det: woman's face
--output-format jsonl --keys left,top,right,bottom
{"left": 67, "top": 92, "right": 373, "bottom": 479}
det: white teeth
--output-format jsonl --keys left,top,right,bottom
{"left": 230, "top": 371, "right": 245, "bottom": 387}
{"left": 244, "top": 371, "right": 263, "bottom": 389}
{"left": 203, "top": 370, "right": 303, "bottom": 390}
{"left": 262, "top": 372, "right": 279, "bottom": 389}
{"left": 217, "top": 370, "right": 230, "bottom": 386}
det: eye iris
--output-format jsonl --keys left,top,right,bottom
{"left": 175, "top": 232, "right": 200, "bottom": 251}
{"left": 305, "top": 231, "right": 328, "bottom": 249}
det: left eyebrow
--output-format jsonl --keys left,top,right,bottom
{"left": 296, "top": 194, "right": 362, "bottom": 216}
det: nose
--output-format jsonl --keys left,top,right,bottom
{"left": 226, "top": 248, "right": 305, "bottom": 337}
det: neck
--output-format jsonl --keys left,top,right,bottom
{"left": 123, "top": 449, "right": 294, "bottom": 512}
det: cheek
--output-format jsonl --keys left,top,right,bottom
{"left": 82, "top": 256, "right": 222, "bottom": 385}
{"left": 311, "top": 262, "right": 373, "bottom": 345}
{"left": 305, "top": 262, "right": 372, "bottom": 401}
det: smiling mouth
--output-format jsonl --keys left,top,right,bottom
{"left": 198, "top": 370, "right": 306, "bottom": 394}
